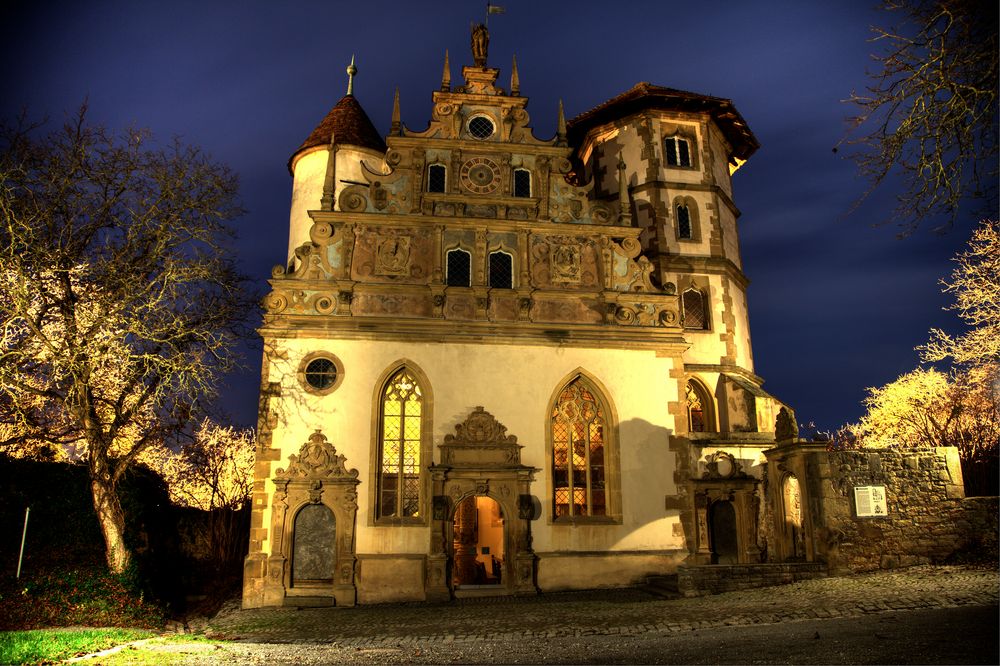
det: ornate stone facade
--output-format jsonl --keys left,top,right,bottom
{"left": 244, "top": 27, "right": 800, "bottom": 608}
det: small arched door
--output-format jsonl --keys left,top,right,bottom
{"left": 708, "top": 500, "right": 738, "bottom": 564}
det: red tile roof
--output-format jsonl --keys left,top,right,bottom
{"left": 290, "top": 94, "right": 387, "bottom": 170}
{"left": 567, "top": 82, "right": 759, "bottom": 161}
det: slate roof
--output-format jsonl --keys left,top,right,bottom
{"left": 567, "top": 82, "right": 759, "bottom": 161}
{"left": 290, "top": 94, "right": 387, "bottom": 170}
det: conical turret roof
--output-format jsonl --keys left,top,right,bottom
{"left": 290, "top": 94, "right": 387, "bottom": 170}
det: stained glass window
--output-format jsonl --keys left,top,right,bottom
{"left": 552, "top": 378, "right": 607, "bottom": 519}
{"left": 686, "top": 380, "right": 707, "bottom": 433}
{"left": 378, "top": 369, "right": 422, "bottom": 519}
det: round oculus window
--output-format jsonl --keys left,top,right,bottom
{"left": 304, "top": 357, "right": 337, "bottom": 390}
{"left": 468, "top": 116, "right": 495, "bottom": 139}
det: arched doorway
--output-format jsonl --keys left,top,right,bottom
{"left": 708, "top": 500, "right": 739, "bottom": 564}
{"left": 451, "top": 496, "right": 505, "bottom": 588}
{"left": 426, "top": 407, "right": 538, "bottom": 601}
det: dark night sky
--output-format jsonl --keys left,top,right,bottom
{"left": 2, "top": 0, "right": 979, "bottom": 433}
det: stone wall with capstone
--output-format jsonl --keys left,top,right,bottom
{"left": 811, "top": 447, "right": 997, "bottom": 573}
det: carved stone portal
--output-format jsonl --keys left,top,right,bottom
{"left": 428, "top": 407, "right": 539, "bottom": 600}
{"left": 263, "top": 431, "right": 360, "bottom": 606}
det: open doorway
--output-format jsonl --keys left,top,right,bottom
{"left": 452, "top": 496, "right": 505, "bottom": 588}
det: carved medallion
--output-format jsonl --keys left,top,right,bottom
{"left": 460, "top": 157, "right": 500, "bottom": 194}
{"left": 374, "top": 235, "right": 411, "bottom": 276}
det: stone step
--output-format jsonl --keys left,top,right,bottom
{"left": 284, "top": 596, "right": 335, "bottom": 608}
{"left": 645, "top": 574, "right": 680, "bottom": 597}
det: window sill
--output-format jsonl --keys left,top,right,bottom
{"left": 549, "top": 515, "right": 621, "bottom": 526}
{"left": 372, "top": 517, "right": 428, "bottom": 527}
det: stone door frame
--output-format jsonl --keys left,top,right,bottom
{"left": 262, "top": 430, "right": 361, "bottom": 607}
{"left": 425, "top": 406, "right": 539, "bottom": 601}
{"left": 690, "top": 451, "right": 761, "bottom": 565}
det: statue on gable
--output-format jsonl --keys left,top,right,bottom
{"left": 471, "top": 23, "right": 489, "bottom": 67}
{"left": 775, "top": 406, "right": 799, "bottom": 443}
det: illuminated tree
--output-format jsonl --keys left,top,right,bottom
{"left": 920, "top": 219, "right": 999, "bottom": 366}
{"left": 843, "top": 0, "right": 998, "bottom": 234}
{"left": 145, "top": 419, "right": 255, "bottom": 565}
{"left": 0, "top": 109, "right": 257, "bottom": 573}
{"left": 848, "top": 220, "right": 999, "bottom": 493}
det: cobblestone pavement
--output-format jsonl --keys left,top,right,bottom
{"left": 204, "top": 565, "right": 998, "bottom": 647}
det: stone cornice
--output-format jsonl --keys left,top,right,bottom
{"left": 308, "top": 209, "right": 645, "bottom": 237}
{"left": 260, "top": 315, "right": 690, "bottom": 352}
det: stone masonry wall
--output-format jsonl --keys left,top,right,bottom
{"left": 819, "top": 448, "right": 997, "bottom": 573}
{"left": 677, "top": 562, "right": 827, "bottom": 597}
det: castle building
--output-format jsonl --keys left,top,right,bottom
{"left": 242, "top": 31, "right": 791, "bottom": 608}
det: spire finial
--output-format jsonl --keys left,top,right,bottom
{"left": 391, "top": 87, "right": 401, "bottom": 136}
{"left": 510, "top": 54, "right": 520, "bottom": 96}
{"left": 441, "top": 50, "right": 451, "bottom": 92}
{"left": 346, "top": 54, "right": 357, "bottom": 96}
{"left": 556, "top": 99, "right": 567, "bottom": 145}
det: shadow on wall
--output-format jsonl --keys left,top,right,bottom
{"left": 619, "top": 417, "right": 675, "bottom": 526}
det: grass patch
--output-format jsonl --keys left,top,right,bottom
{"left": 95, "top": 635, "right": 226, "bottom": 665}
{"left": 0, "top": 627, "right": 156, "bottom": 664}
{"left": 0, "top": 564, "right": 165, "bottom": 631}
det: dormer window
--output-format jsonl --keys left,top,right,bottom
{"left": 513, "top": 168, "right": 531, "bottom": 197}
{"left": 427, "top": 164, "right": 446, "bottom": 193}
{"left": 664, "top": 136, "right": 691, "bottom": 168}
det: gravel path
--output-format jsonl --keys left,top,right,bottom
{"left": 91, "top": 564, "right": 999, "bottom": 664}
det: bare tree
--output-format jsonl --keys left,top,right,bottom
{"left": 843, "top": 0, "right": 998, "bottom": 234}
{"left": 0, "top": 108, "right": 257, "bottom": 573}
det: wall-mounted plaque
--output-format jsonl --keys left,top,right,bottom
{"left": 854, "top": 485, "right": 887, "bottom": 518}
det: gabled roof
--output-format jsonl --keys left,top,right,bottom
{"left": 290, "top": 94, "right": 387, "bottom": 171}
{"left": 567, "top": 82, "right": 759, "bottom": 161}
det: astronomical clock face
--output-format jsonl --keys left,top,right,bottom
{"left": 460, "top": 157, "right": 500, "bottom": 195}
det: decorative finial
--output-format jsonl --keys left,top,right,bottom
{"left": 391, "top": 87, "right": 401, "bottom": 135}
{"left": 346, "top": 54, "right": 357, "bottom": 96}
{"left": 617, "top": 155, "right": 632, "bottom": 225}
{"left": 471, "top": 23, "right": 489, "bottom": 68}
{"left": 556, "top": 99, "right": 567, "bottom": 145}
{"left": 441, "top": 50, "right": 451, "bottom": 92}
{"left": 510, "top": 55, "right": 520, "bottom": 96}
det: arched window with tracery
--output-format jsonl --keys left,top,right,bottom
{"left": 682, "top": 288, "right": 708, "bottom": 330}
{"left": 551, "top": 377, "right": 609, "bottom": 519}
{"left": 377, "top": 368, "right": 424, "bottom": 519}
{"left": 686, "top": 380, "right": 712, "bottom": 433}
